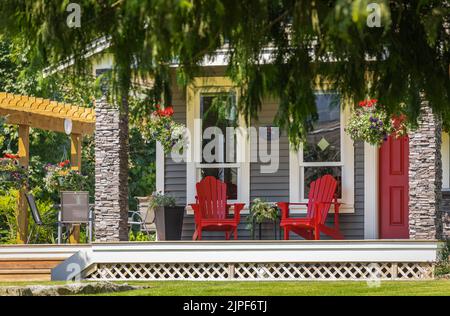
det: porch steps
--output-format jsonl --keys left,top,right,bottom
{"left": 0, "top": 259, "right": 63, "bottom": 281}
{"left": 0, "top": 244, "right": 90, "bottom": 282}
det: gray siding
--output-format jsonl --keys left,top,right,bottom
{"left": 164, "top": 79, "right": 186, "bottom": 205}
{"left": 250, "top": 99, "right": 290, "bottom": 201}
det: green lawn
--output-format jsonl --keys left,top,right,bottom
{"left": 94, "top": 280, "right": 450, "bottom": 296}
{"left": 1, "top": 280, "right": 449, "bottom": 296}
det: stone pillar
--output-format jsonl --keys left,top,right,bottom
{"left": 409, "top": 105, "right": 443, "bottom": 240}
{"left": 94, "top": 96, "right": 129, "bottom": 242}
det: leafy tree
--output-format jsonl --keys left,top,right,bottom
{"left": 0, "top": 1, "right": 449, "bottom": 241}
{"left": 1, "top": 1, "right": 448, "bottom": 141}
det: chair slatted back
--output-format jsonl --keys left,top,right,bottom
{"left": 25, "top": 193, "right": 43, "bottom": 226}
{"left": 306, "top": 175, "right": 338, "bottom": 224}
{"left": 196, "top": 176, "right": 227, "bottom": 219}
{"left": 60, "top": 191, "right": 90, "bottom": 223}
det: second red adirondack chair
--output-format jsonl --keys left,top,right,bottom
{"left": 277, "top": 174, "right": 344, "bottom": 240}
{"left": 190, "top": 176, "right": 245, "bottom": 240}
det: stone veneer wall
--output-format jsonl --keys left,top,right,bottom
{"left": 441, "top": 190, "right": 450, "bottom": 240}
{"left": 409, "top": 105, "right": 443, "bottom": 240}
{"left": 94, "top": 96, "right": 129, "bottom": 241}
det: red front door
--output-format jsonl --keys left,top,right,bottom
{"left": 379, "top": 135, "right": 409, "bottom": 239}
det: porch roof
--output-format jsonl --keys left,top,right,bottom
{"left": 0, "top": 92, "right": 95, "bottom": 135}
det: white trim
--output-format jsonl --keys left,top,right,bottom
{"left": 364, "top": 143, "right": 379, "bottom": 239}
{"left": 186, "top": 77, "right": 250, "bottom": 207}
{"left": 289, "top": 94, "right": 354, "bottom": 213}
{"left": 0, "top": 245, "right": 89, "bottom": 260}
{"left": 156, "top": 141, "right": 165, "bottom": 193}
{"left": 442, "top": 132, "right": 449, "bottom": 189}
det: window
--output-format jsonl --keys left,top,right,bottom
{"left": 290, "top": 92, "right": 354, "bottom": 210}
{"left": 199, "top": 93, "right": 239, "bottom": 199}
{"left": 186, "top": 77, "right": 250, "bottom": 206}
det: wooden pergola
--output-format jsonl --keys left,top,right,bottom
{"left": 0, "top": 92, "right": 95, "bottom": 244}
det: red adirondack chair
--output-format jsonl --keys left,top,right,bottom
{"left": 190, "top": 176, "right": 245, "bottom": 240}
{"left": 277, "top": 175, "right": 344, "bottom": 240}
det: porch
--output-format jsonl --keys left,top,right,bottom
{"left": 10, "top": 240, "right": 441, "bottom": 281}
{"left": 38, "top": 239, "right": 440, "bottom": 281}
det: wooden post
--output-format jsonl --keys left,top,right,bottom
{"left": 70, "top": 134, "right": 82, "bottom": 171}
{"left": 16, "top": 125, "right": 29, "bottom": 244}
{"left": 69, "top": 134, "right": 82, "bottom": 243}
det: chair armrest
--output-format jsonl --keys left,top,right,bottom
{"left": 277, "top": 202, "right": 289, "bottom": 219}
{"left": 228, "top": 203, "right": 245, "bottom": 222}
{"left": 190, "top": 203, "right": 202, "bottom": 224}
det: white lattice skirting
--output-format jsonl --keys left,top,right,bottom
{"left": 51, "top": 241, "right": 442, "bottom": 281}
{"left": 85, "top": 262, "right": 434, "bottom": 281}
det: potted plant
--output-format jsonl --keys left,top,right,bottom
{"left": 150, "top": 191, "right": 185, "bottom": 241}
{"left": 247, "top": 198, "right": 280, "bottom": 240}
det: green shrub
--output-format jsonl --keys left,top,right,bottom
{"left": 129, "top": 231, "right": 155, "bottom": 242}
{"left": 0, "top": 188, "right": 60, "bottom": 244}
{"left": 0, "top": 189, "right": 18, "bottom": 243}
{"left": 31, "top": 198, "right": 58, "bottom": 244}
{"left": 435, "top": 240, "right": 450, "bottom": 277}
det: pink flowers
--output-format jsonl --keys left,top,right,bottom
{"left": 358, "top": 99, "right": 378, "bottom": 107}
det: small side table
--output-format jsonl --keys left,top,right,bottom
{"left": 251, "top": 217, "right": 281, "bottom": 240}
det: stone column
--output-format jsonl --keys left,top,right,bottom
{"left": 94, "top": 96, "right": 129, "bottom": 242}
{"left": 409, "top": 105, "right": 443, "bottom": 240}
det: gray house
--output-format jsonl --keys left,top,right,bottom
{"left": 150, "top": 67, "right": 449, "bottom": 242}
{"left": 91, "top": 54, "right": 450, "bottom": 242}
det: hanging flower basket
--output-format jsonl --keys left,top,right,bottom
{"left": 346, "top": 99, "right": 395, "bottom": 146}
{"left": 141, "top": 105, "right": 186, "bottom": 154}
{"left": 44, "top": 160, "right": 89, "bottom": 193}
{"left": 0, "top": 155, "right": 28, "bottom": 190}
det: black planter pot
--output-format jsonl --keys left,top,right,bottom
{"left": 154, "top": 206, "right": 185, "bottom": 240}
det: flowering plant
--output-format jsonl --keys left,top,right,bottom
{"left": 247, "top": 198, "right": 280, "bottom": 231}
{"left": 0, "top": 154, "right": 28, "bottom": 190}
{"left": 141, "top": 105, "right": 186, "bottom": 154}
{"left": 346, "top": 99, "right": 393, "bottom": 146}
{"left": 44, "top": 160, "right": 89, "bottom": 193}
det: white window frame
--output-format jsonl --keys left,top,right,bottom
{"left": 289, "top": 92, "right": 354, "bottom": 213}
{"left": 186, "top": 77, "right": 250, "bottom": 209}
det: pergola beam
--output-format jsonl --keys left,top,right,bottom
{"left": 0, "top": 109, "right": 94, "bottom": 135}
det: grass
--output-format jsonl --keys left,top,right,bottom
{"left": 91, "top": 280, "right": 450, "bottom": 296}
{"left": 0, "top": 280, "right": 449, "bottom": 296}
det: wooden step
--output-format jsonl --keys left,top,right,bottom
{"left": 0, "top": 259, "right": 62, "bottom": 270}
{"left": 0, "top": 258, "right": 63, "bottom": 282}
